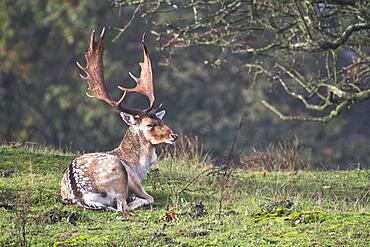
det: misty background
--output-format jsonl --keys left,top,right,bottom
{"left": 1, "top": 1, "right": 369, "bottom": 169}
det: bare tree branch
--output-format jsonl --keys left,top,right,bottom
{"left": 115, "top": 0, "right": 370, "bottom": 122}
{"left": 261, "top": 100, "right": 350, "bottom": 123}
{"left": 112, "top": 5, "right": 140, "bottom": 42}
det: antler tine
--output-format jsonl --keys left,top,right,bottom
{"left": 118, "top": 33, "right": 155, "bottom": 113}
{"left": 77, "top": 27, "right": 144, "bottom": 116}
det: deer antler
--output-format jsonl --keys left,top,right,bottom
{"left": 118, "top": 33, "right": 155, "bottom": 113}
{"left": 76, "top": 27, "right": 155, "bottom": 116}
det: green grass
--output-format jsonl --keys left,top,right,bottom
{"left": 0, "top": 144, "right": 369, "bottom": 246}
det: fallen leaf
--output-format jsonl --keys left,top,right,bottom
{"left": 164, "top": 205, "right": 176, "bottom": 222}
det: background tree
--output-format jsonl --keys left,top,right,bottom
{"left": 114, "top": 0, "right": 370, "bottom": 122}
{"left": 0, "top": 0, "right": 369, "bottom": 168}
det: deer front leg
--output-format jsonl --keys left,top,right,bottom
{"left": 115, "top": 194, "right": 130, "bottom": 212}
{"left": 127, "top": 176, "right": 154, "bottom": 211}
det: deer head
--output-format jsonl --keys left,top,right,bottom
{"left": 76, "top": 27, "right": 177, "bottom": 146}
{"left": 120, "top": 110, "right": 177, "bottom": 145}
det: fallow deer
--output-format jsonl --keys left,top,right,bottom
{"left": 60, "top": 28, "right": 177, "bottom": 212}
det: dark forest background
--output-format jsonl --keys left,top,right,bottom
{"left": 1, "top": 1, "right": 369, "bottom": 169}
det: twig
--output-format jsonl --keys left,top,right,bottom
{"left": 217, "top": 112, "right": 248, "bottom": 220}
{"left": 178, "top": 167, "right": 215, "bottom": 194}
{"left": 112, "top": 5, "right": 140, "bottom": 42}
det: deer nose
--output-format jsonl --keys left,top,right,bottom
{"left": 170, "top": 134, "right": 178, "bottom": 141}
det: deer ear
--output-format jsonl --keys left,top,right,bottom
{"left": 155, "top": 110, "right": 166, "bottom": 120}
{"left": 120, "top": 112, "right": 139, "bottom": 125}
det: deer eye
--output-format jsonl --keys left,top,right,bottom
{"left": 146, "top": 124, "right": 154, "bottom": 130}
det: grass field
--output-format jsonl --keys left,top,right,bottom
{"left": 0, "top": 144, "right": 369, "bottom": 246}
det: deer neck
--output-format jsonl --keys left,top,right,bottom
{"left": 109, "top": 127, "right": 157, "bottom": 181}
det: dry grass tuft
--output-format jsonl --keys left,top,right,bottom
{"left": 242, "top": 137, "right": 312, "bottom": 171}
{"left": 160, "top": 134, "right": 210, "bottom": 164}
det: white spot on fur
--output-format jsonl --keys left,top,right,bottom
{"left": 100, "top": 172, "right": 108, "bottom": 177}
